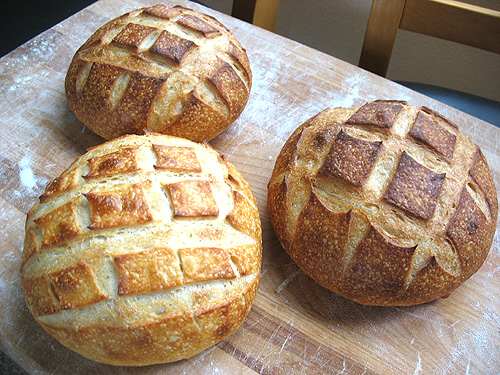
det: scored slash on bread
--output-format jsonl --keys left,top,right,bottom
{"left": 65, "top": 5, "right": 252, "bottom": 142}
{"left": 21, "top": 133, "right": 262, "bottom": 365}
{"left": 267, "top": 100, "right": 498, "bottom": 306}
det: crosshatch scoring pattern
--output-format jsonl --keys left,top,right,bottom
{"left": 21, "top": 134, "right": 261, "bottom": 324}
{"left": 65, "top": 4, "right": 252, "bottom": 142}
{"left": 268, "top": 100, "right": 498, "bottom": 306}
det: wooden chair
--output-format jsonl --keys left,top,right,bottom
{"left": 359, "top": 0, "right": 500, "bottom": 77}
{"left": 358, "top": 0, "right": 500, "bottom": 126}
{"left": 231, "top": 0, "right": 280, "bottom": 31}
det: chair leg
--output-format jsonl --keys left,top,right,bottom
{"left": 232, "top": 0, "right": 280, "bottom": 31}
{"left": 232, "top": 0, "right": 257, "bottom": 24}
{"left": 359, "top": 0, "right": 406, "bottom": 76}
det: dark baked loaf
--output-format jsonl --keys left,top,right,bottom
{"left": 21, "top": 133, "right": 262, "bottom": 365}
{"left": 267, "top": 100, "right": 498, "bottom": 306}
{"left": 65, "top": 5, "right": 251, "bottom": 142}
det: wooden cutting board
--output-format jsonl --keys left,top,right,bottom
{"left": 1, "top": 0, "right": 499, "bottom": 374}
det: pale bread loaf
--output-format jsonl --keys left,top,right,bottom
{"left": 21, "top": 133, "right": 262, "bottom": 365}
{"left": 267, "top": 100, "right": 498, "bottom": 306}
{"left": 65, "top": 5, "right": 251, "bottom": 142}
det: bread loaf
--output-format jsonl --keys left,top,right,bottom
{"left": 65, "top": 5, "right": 251, "bottom": 142}
{"left": 267, "top": 100, "right": 498, "bottom": 306}
{"left": 21, "top": 133, "right": 262, "bottom": 365}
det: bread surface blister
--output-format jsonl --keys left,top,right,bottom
{"left": 267, "top": 100, "right": 498, "bottom": 306}
{"left": 65, "top": 4, "right": 252, "bottom": 142}
{"left": 21, "top": 133, "right": 262, "bottom": 365}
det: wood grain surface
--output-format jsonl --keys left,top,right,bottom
{"left": 0, "top": 1, "right": 499, "bottom": 374}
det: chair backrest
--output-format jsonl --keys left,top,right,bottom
{"left": 359, "top": 0, "right": 500, "bottom": 77}
{"left": 231, "top": 0, "right": 280, "bottom": 31}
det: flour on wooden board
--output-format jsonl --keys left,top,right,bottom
{"left": 330, "top": 73, "right": 374, "bottom": 108}
{"left": 19, "top": 157, "right": 38, "bottom": 189}
{"left": 7, "top": 76, "right": 34, "bottom": 93}
{"left": 16, "top": 156, "right": 47, "bottom": 202}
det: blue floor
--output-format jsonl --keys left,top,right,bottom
{"left": 0, "top": 351, "right": 26, "bottom": 375}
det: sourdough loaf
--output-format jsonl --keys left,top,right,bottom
{"left": 267, "top": 100, "right": 498, "bottom": 306}
{"left": 65, "top": 5, "right": 251, "bottom": 142}
{"left": 21, "top": 133, "right": 262, "bottom": 365}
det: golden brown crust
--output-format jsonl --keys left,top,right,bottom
{"left": 384, "top": 152, "right": 446, "bottom": 220}
{"left": 152, "top": 144, "right": 202, "bottom": 172}
{"left": 22, "top": 274, "right": 61, "bottom": 317}
{"left": 346, "top": 100, "right": 404, "bottom": 129}
{"left": 49, "top": 260, "right": 107, "bottom": 310}
{"left": 166, "top": 179, "right": 220, "bottom": 218}
{"left": 40, "top": 273, "right": 260, "bottom": 366}
{"left": 162, "top": 89, "right": 228, "bottom": 142}
{"left": 226, "top": 190, "right": 262, "bottom": 241}
{"left": 114, "top": 247, "right": 183, "bottom": 295}
{"left": 341, "top": 227, "right": 417, "bottom": 304}
{"left": 34, "top": 200, "right": 82, "bottom": 248}
{"left": 85, "top": 183, "right": 154, "bottom": 229}
{"left": 65, "top": 5, "right": 252, "bottom": 142}
{"left": 291, "top": 189, "right": 351, "bottom": 284}
{"left": 267, "top": 100, "right": 498, "bottom": 306}
{"left": 408, "top": 111, "right": 456, "bottom": 161}
{"left": 446, "top": 185, "right": 494, "bottom": 279}
{"left": 84, "top": 147, "right": 140, "bottom": 180}
{"left": 318, "top": 129, "right": 383, "bottom": 186}
{"left": 179, "top": 247, "right": 237, "bottom": 283}
{"left": 267, "top": 175, "right": 291, "bottom": 250}
{"left": 21, "top": 133, "right": 261, "bottom": 365}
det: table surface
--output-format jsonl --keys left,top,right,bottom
{"left": 1, "top": 0, "right": 499, "bottom": 374}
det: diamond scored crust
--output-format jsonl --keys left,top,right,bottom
{"left": 267, "top": 100, "right": 497, "bottom": 306}
{"left": 65, "top": 4, "right": 252, "bottom": 142}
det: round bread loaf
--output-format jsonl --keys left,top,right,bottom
{"left": 21, "top": 133, "right": 262, "bottom": 365}
{"left": 267, "top": 100, "right": 498, "bottom": 306}
{"left": 65, "top": 5, "right": 252, "bottom": 142}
